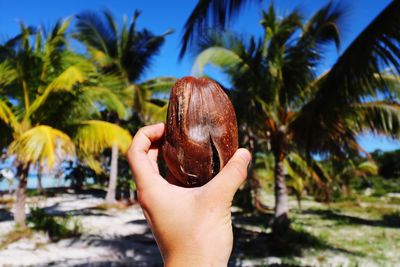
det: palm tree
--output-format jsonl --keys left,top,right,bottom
{"left": 74, "top": 10, "right": 175, "bottom": 204}
{"left": 0, "top": 20, "right": 131, "bottom": 226}
{"left": 0, "top": 20, "right": 78, "bottom": 226}
{"left": 192, "top": 2, "right": 400, "bottom": 232}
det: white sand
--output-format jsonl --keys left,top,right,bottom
{"left": 0, "top": 193, "right": 163, "bottom": 266}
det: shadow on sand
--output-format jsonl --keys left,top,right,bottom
{"left": 304, "top": 209, "right": 400, "bottom": 228}
{"left": 0, "top": 208, "right": 12, "bottom": 222}
{"left": 38, "top": 218, "right": 163, "bottom": 267}
{"left": 230, "top": 211, "right": 364, "bottom": 267}
{"left": 3, "top": 191, "right": 384, "bottom": 266}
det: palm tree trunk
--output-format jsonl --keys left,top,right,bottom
{"left": 273, "top": 156, "right": 289, "bottom": 223}
{"left": 271, "top": 127, "right": 290, "bottom": 233}
{"left": 37, "top": 162, "right": 43, "bottom": 194}
{"left": 15, "top": 164, "right": 29, "bottom": 227}
{"left": 105, "top": 143, "right": 118, "bottom": 204}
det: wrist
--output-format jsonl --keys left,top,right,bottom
{"left": 164, "top": 251, "right": 228, "bottom": 267}
{"left": 161, "top": 231, "right": 231, "bottom": 267}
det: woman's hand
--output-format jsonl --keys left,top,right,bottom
{"left": 127, "top": 123, "right": 251, "bottom": 267}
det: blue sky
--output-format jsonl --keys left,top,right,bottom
{"left": 0, "top": 0, "right": 398, "bottom": 152}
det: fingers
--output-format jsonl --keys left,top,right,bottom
{"left": 127, "top": 123, "right": 166, "bottom": 190}
{"left": 205, "top": 148, "right": 251, "bottom": 200}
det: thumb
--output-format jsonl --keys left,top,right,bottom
{"left": 205, "top": 148, "right": 251, "bottom": 199}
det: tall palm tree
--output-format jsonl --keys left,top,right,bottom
{"left": 74, "top": 10, "right": 175, "bottom": 204}
{"left": 0, "top": 20, "right": 131, "bottom": 226}
{"left": 192, "top": 2, "right": 400, "bottom": 232}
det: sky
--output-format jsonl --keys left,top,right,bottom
{"left": 0, "top": 0, "right": 398, "bottom": 152}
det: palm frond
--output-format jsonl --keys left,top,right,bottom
{"left": 357, "top": 161, "right": 378, "bottom": 176}
{"left": 73, "top": 120, "right": 132, "bottom": 154}
{"left": 75, "top": 10, "right": 171, "bottom": 83}
{"left": 301, "top": 1, "right": 344, "bottom": 50}
{"left": 319, "top": 1, "right": 400, "bottom": 101}
{"left": 0, "top": 61, "right": 17, "bottom": 87}
{"left": 0, "top": 98, "right": 18, "bottom": 130}
{"left": 180, "top": 0, "right": 257, "bottom": 58}
{"left": 141, "top": 100, "right": 168, "bottom": 124}
{"left": 84, "top": 86, "right": 128, "bottom": 119}
{"left": 8, "top": 125, "right": 74, "bottom": 169}
{"left": 353, "top": 101, "right": 400, "bottom": 138}
{"left": 287, "top": 152, "right": 326, "bottom": 190}
{"left": 78, "top": 153, "right": 104, "bottom": 174}
{"left": 87, "top": 46, "right": 114, "bottom": 67}
{"left": 74, "top": 11, "right": 116, "bottom": 56}
{"left": 294, "top": 1, "right": 400, "bottom": 155}
{"left": 281, "top": 2, "right": 345, "bottom": 107}
{"left": 192, "top": 46, "right": 248, "bottom": 76}
{"left": 122, "top": 27, "right": 172, "bottom": 82}
{"left": 25, "top": 65, "right": 86, "bottom": 120}
{"left": 261, "top": 5, "right": 302, "bottom": 57}
{"left": 139, "top": 77, "right": 177, "bottom": 95}
{"left": 39, "top": 18, "right": 71, "bottom": 81}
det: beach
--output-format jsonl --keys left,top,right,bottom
{"left": 0, "top": 192, "right": 163, "bottom": 266}
{"left": 1, "top": 190, "right": 399, "bottom": 266}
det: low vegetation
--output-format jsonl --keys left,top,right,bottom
{"left": 232, "top": 189, "right": 400, "bottom": 266}
{"left": 0, "top": 227, "right": 32, "bottom": 250}
{"left": 27, "top": 207, "right": 82, "bottom": 241}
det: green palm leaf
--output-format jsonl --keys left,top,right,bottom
{"left": 357, "top": 161, "right": 378, "bottom": 176}
{"left": 139, "top": 77, "right": 177, "bottom": 95}
{"left": 141, "top": 100, "right": 168, "bottom": 124}
{"left": 0, "top": 98, "right": 18, "bottom": 130}
{"left": 73, "top": 120, "right": 132, "bottom": 154}
{"left": 8, "top": 125, "right": 75, "bottom": 169}
{"left": 75, "top": 10, "right": 172, "bottom": 82}
{"left": 25, "top": 65, "right": 87, "bottom": 120}
{"left": 192, "top": 46, "right": 247, "bottom": 76}
{"left": 180, "top": 0, "right": 257, "bottom": 58}
{"left": 294, "top": 1, "right": 400, "bottom": 154}
{"left": 0, "top": 61, "right": 17, "bottom": 87}
{"left": 353, "top": 101, "right": 400, "bottom": 138}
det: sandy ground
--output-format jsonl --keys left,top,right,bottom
{"left": 1, "top": 191, "right": 399, "bottom": 267}
{"left": 0, "top": 193, "right": 163, "bottom": 267}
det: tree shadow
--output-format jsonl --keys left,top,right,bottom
{"left": 305, "top": 209, "right": 400, "bottom": 228}
{"left": 34, "top": 217, "right": 160, "bottom": 266}
{"left": 0, "top": 208, "right": 12, "bottom": 222}
{"left": 42, "top": 202, "right": 110, "bottom": 217}
{"left": 44, "top": 230, "right": 162, "bottom": 267}
{"left": 126, "top": 219, "right": 148, "bottom": 225}
{"left": 229, "top": 211, "right": 364, "bottom": 266}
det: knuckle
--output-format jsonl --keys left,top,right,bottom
{"left": 137, "top": 126, "right": 149, "bottom": 138}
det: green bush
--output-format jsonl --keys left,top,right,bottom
{"left": 27, "top": 207, "right": 82, "bottom": 241}
{"left": 352, "top": 176, "right": 400, "bottom": 197}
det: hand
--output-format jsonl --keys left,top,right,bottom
{"left": 127, "top": 123, "right": 251, "bottom": 267}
